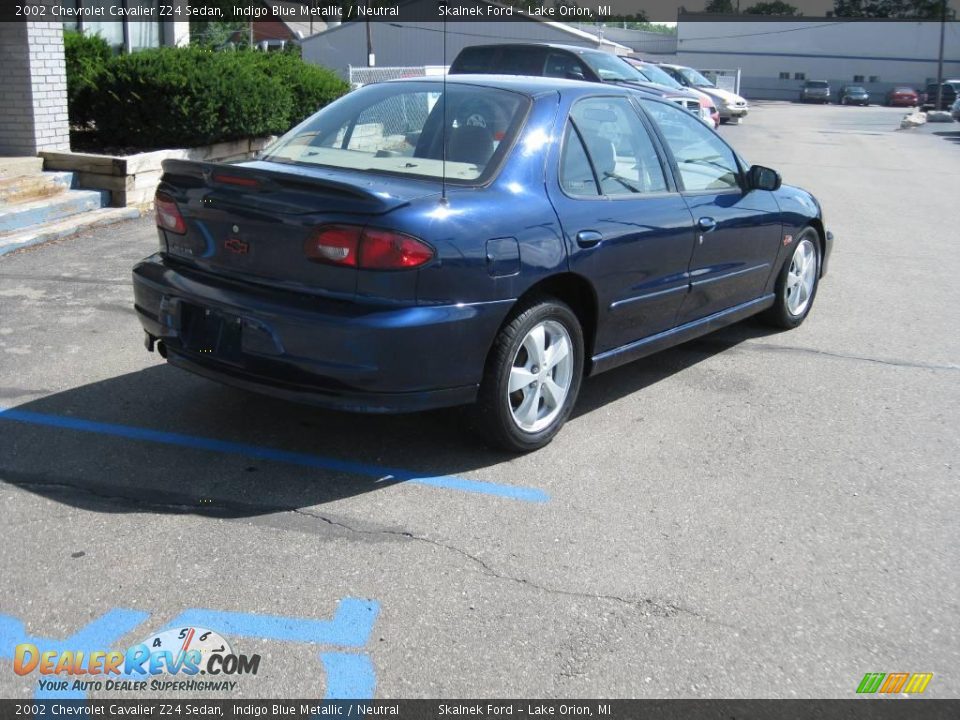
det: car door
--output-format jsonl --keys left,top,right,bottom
{"left": 546, "top": 95, "right": 697, "bottom": 355}
{"left": 638, "top": 98, "right": 782, "bottom": 325}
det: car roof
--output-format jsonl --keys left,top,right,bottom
{"left": 384, "top": 73, "right": 633, "bottom": 97}
{"left": 457, "top": 42, "right": 610, "bottom": 57}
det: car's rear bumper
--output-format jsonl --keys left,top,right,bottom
{"left": 133, "top": 255, "right": 514, "bottom": 413}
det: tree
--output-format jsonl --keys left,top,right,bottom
{"left": 832, "top": 0, "right": 952, "bottom": 18}
{"left": 743, "top": 0, "right": 802, "bottom": 13}
{"left": 704, "top": 0, "right": 736, "bottom": 13}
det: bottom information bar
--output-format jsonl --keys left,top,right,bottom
{"left": 0, "top": 700, "right": 957, "bottom": 720}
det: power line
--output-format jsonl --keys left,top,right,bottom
{"left": 678, "top": 21, "right": 852, "bottom": 43}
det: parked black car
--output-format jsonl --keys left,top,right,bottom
{"left": 921, "top": 81, "right": 960, "bottom": 111}
{"left": 800, "top": 80, "right": 831, "bottom": 104}
{"left": 449, "top": 43, "right": 706, "bottom": 117}
{"left": 839, "top": 85, "right": 870, "bottom": 105}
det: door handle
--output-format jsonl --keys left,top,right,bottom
{"left": 697, "top": 217, "right": 717, "bottom": 232}
{"left": 576, "top": 230, "right": 603, "bottom": 248}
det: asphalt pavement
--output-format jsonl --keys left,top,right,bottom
{"left": 0, "top": 102, "right": 958, "bottom": 699}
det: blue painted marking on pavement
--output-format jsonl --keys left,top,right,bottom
{"left": 318, "top": 653, "right": 376, "bottom": 700}
{"left": 0, "top": 407, "right": 549, "bottom": 503}
{"left": 0, "top": 609, "right": 150, "bottom": 700}
{"left": 163, "top": 598, "right": 379, "bottom": 648}
{"left": 164, "top": 599, "right": 380, "bottom": 700}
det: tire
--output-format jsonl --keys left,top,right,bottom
{"left": 761, "top": 228, "right": 822, "bottom": 329}
{"left": 476, "top": 298, "right": 584, "bottom": 452}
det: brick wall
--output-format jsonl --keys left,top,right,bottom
{"left": 0, "top": 22, "right": 70, "bottom": 157}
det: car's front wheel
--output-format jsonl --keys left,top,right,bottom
{"left": 762, "top": 228, "right": 821, "bottom": 329}
{"left": 476, "top": 298, "right": 584, "bottom": 452}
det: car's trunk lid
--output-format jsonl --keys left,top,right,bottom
{"left": 157, "top": 159, "right": 440, "bottom": 298}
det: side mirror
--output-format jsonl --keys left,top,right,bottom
{"left": 747, "top": 165, "right": 781, "bottom": 191}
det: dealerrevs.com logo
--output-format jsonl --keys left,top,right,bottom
{"left": 14, "top": 626, "right": 260, "bottom": 693}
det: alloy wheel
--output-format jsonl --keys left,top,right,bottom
{"left": 507, "top": 320, "right": 574, "bottom": 433}
{"left": 785, "top": 238, "right": 818, "bottom": 316}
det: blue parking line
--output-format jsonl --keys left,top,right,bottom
{"left": 0, "top": 406, "right": 549, "bottom": 503}
{"left": 318, "top": 653, "right": 376, "bottom": 699}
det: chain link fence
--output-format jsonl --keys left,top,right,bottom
{"left": 348, "top": 65, "right": 449, "bottom": 89}
{"left": 699, "top": 69, "right": 742, "bottom": 95}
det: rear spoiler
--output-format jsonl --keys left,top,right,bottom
{"left": 159, "top": 159, "right": 402, "bottom": 214}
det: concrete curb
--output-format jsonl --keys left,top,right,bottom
{"left": 0, "top": 206, "right": 146, "bottom": 258}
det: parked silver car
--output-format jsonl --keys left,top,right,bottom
{"left": 951, "top": 96, "right": 960, "bottom": 121}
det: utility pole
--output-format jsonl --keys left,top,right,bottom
{"left": 935, "top": 0, "right": 947, "bottom": 110}
{"left": 366, "top": 1, "right": 375, "bottom": 66}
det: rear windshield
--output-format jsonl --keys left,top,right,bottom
{"left": 262, "top": 82, "right": 529, "bottom": 184}
{"left": 805, "top": 81, "right": 830, "bottom": 88}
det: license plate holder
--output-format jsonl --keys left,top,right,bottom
{"left": 180, "top": 303, "right": 242, "bottom": 363}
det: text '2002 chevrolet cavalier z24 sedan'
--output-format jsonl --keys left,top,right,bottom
{"left": 135, "top": 75, "right": 833, "bottom": 451}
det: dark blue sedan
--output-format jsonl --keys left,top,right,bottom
{"left": 135, "top": 76, "right": 832, "bottom": 451}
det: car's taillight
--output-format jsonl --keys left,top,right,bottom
{"left": 155, "top": 192, "right": 186, "bottom": 234}
{"left": 304, "top": 225, "right": 361, "bottom": 267}
{"left": 359, "top": 228, "right": 435, "bottom": 269}
{"left": 305, "top": 225, "right": 434, "bottom": 270}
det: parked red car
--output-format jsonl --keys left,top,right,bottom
{"left": 886, "top": 87, "right": 918, "bottom": 107}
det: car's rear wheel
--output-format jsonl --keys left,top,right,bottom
{"left": 762, "top": 228, "right": 821, "bottom": 329}
{"left": 476, "top": 298, "right": 584, "bottom": 452}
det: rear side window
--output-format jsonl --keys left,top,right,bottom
{"left": 567, "top": 97, "right": 667, "bottom": 197}
{"left": 560, "top": 124, "right": 599, "bottom": 197}
{"left": 451, "top": 47, "right": 497, "bottom": 74}
{"left": 642, "top": 99, "right": 740, "bottom": 192}
{"left": 496, "top": 46, "right": 546, "bottom": 75}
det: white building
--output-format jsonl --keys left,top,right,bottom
{"left": 676, "top": 17, "right": 960, "bottom": 100}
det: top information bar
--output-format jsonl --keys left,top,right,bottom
{"left": 4, "top": 0, "right": 953, "bottom": 24}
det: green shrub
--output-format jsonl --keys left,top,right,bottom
{"left": 249, "top": 53, "right": 350, "bottom": 126}
{"left": 64, "top": 30, "right": 111, "bottom": 126}
{"left": 88, "top": 48, "right": 349, "bottom": 150}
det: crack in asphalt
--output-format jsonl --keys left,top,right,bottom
{"left": 723, "top": 340, "right": 960, "bottom": 372}
{"left": 291, "top": 507, "right": 715, "bottom": 625}
{"left": 3, "top": 475, "right": 722, "bottom": 628}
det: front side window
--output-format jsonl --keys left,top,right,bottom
{"left": 263, "top": 82, "right": 529, "bottom": 184}
{"left": 567, "top": 97, "right": 667, "bottom": 197}
{"left": 545, "top": 52, "right": 587, "bottom": 80}
{"left": 641, "top": 100, "right": 741, "bottom": 192}
{"left": 581, "top": 52, "right": 645, "bottom": 83}
{"left": 678, "top": 67, "right": 716, "bottom": 89}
